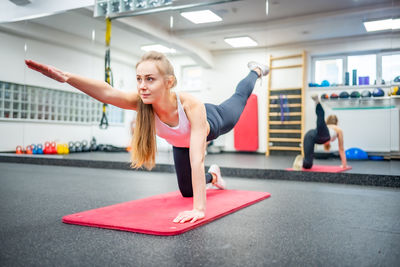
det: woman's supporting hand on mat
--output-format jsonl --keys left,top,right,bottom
{"left": 173, "top": 209, "right": 205, "bottom": 223}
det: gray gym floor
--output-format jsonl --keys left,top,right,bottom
{"left": 1, "top": 162, "right": 399, "bottom": 266}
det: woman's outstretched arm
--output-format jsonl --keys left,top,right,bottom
{"left": 25, "top": 60, "right": 138, "bottom": 110}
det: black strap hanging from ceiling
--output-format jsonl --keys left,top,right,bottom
{"left": 100, "top": 17, "right": 112, "bottom": 129}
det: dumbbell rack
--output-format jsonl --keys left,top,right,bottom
{"left": 266, "top": 51, "right": 306, "bottom": 156}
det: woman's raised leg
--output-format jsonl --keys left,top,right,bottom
{"left": 206, "top": 62, "right": 269, "bottom": 140}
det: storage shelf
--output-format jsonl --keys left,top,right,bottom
{"left": 266, "top": 51, "right": 306, "bottom": 156}
{"left": 269, "top": 146, "right": 301, "bottom": 151}
{"left": 270, "top": 138, "right": 301, "bottom": 142}
{"left": 271, "top": 54, "right": 302, "bottom": 60}
{"left": 269, "top": 112, "right": 302, "bottom": 116}
{"left": 269, "top": 120, "right": 301, "bottom": 125}
{"left": 270, "top": 87, "right": 302, "bottom": 91}
{"left": 271, "top": 64, "right": 303, "bottom": 70}
{"left": 269, "top": 95, "right": 301, "bottom": 100}
{"left": 269, "top": 129, "right": 301, "bottom": 133}
{"left": 331, "top": 106, "right": 396, "bottom": 111}
{"left": 321, "top": 95, "right": 400, "bottom": 102}
{"left": 308, "top": 84, "right": 396, "bottom": 91}
{"left": 269, "top": 103, "right": 302, "bottom": 108}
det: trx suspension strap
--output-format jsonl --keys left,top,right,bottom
{"left": 100, "top": 17, "right": 112, "bottom": 129}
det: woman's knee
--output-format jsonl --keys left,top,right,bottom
{"left": 176, "top": 176, "right": 193, "bottom": 197}
{"left": 179, "top": 189, "right": 193, "bottom": 198}
{"left": 303, "top": 161, "right": 313, "bottom": 169}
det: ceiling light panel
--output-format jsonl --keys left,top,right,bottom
{"left": 392, "top": 18, "right": 400, "bottom": 30}
{"left": 180, "top": 10, "right": 222, "bottom": 24}
{"left": 364, "top": 18, "right": 399, "bottom": 32}
{"left": 224, "top": 36, "right": 258, "bottom": 48}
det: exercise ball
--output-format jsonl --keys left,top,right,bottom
{"left": 346, "top": 147, "right": 368, "bottom": 160}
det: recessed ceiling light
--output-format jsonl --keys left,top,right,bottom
{"left": 393, "top": 18, "right": 400, "bottom": 30}
{"left": 141, "top": 44, "right": 176, "bottom": 54}
{"left": 364, "top": 18, "right": 400, "bottom": 32}
{"left": 180, "top": 10, "right": 222, "bottom": 24}
{"left": 224, "top": 36, "right": 258, "bottom": 48}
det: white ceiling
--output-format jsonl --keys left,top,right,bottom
{"left": 1, "top": 0, "right": 399, "bottom": 66}
{"left": 0, "top": 0, "right": 93, "bottom": 23}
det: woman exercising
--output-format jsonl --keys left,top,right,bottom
{"left": 293, "top": 94, "right": 347, "bottom": 170}
{"left": 25, "top": 51, "right": 268, "bottom": 224}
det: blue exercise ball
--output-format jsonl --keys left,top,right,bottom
{"left": 346, "top": 147, "right": 368, "bottom": 160}
{"left": 321, "top": 80, "right": 330, "bottom": 87}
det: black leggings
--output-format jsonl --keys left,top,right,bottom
{"left": 173, "top": 71, "right": 259, "bottom": 197}
{"left": 302, "top": 103, "right": 330, "bottom": 169}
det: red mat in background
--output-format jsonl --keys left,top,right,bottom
{"left": 62, "top": 189, "right": 270, "bottom": 236}
{"left": 286, "top": 165, "right": 352, "bottom": 173}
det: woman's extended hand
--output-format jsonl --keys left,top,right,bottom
{"left": 25, "top": 60, "right": 68, "bottom": 83}
{"left": 173, "top": 209, "right": 205, "bottom": 223}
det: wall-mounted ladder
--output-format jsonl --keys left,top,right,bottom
{"left": 266, "top": 51, "right": 306, "bottom": 156}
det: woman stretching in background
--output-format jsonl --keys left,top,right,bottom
{"left": 293, "top": 94, "right": 347, "bottom": 170}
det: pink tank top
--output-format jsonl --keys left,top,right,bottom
{"left": 154, "top": 92, "right": 191, "bottom": 147}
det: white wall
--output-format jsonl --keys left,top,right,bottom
{"left": 0, "top": 29, "right": 138, "bottom": 151}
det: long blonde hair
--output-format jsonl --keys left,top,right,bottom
{"left": 130, "top": 51, "right": 177, "bottom": 170}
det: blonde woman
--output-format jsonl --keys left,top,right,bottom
{"left": 293, "top": 94, "right": 347, "bottom": 170}
{"left": 25, "top": 51, "right": 268, "bottom": 224}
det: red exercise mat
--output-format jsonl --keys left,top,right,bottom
{"left": 62, "top": 189, "right": 270, "bottom": 236}
{"left": 286, "top": 165, "right": 352, "bottom": 173}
